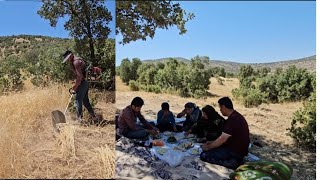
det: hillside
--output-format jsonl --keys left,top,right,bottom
{"left": 0, "top": 35, "right": 71, "bottom": 59}
{"left": 143, "top": 55, "right": 316, "bottom": 73}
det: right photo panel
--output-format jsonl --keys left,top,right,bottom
{"left": 115, "top": 1, "right": 316, "bottom": 180}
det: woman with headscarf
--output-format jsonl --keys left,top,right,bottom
{"left": 185, "top": 105, "right": 224, "bottom": 142}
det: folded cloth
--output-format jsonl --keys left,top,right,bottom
{"left": 229, "top": 160, "right": 293, "bottom": 180}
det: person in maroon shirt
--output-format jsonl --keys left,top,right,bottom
{"left": 200, "top": 97, "right": 250, "bottom": 170}
{"left": 62, "top": 50, "right": 96, "bottom": 122}
{"left": 118, "top": 97, "right": 159, "bottom": 139}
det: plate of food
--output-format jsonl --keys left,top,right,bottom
{"left": 187, "top": 146, "right": 202, "bottom": 155}
{"left": 177, "top": 140, "right": 194, "bottom": 150}
{"left": 156, "top": 147, "right": 168, "bottom": 155}
{"left": 185, "top": 133, "right": 196, "bottom": 139}
{"left": 166, "top": 136, "right": 177, "bottom": 144}
{"left": 163, "top": 131, "right": 172, "bottom": 136}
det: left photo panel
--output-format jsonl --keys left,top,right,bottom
{"left": 0, "top": 0, "right": 116, "bottom": 179}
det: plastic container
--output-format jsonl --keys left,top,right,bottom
{"left": 152, "top": 140, "right": 164, "bottom": 146}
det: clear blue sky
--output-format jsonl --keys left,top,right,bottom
{"left": 116, "top": 1, "right": 316, "bottom": 66}
{"left": 0, "top": 0, "right": 115, "bottom": 39}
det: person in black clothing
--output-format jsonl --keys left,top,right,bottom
{"left": 200, "top": 97, "right": 250, "bottom": 170}
{"left": 176, "top": 102, "right": 202, "bottom": 132}
{"left": 185, "top": 105, "right": 224, "bottom": 142}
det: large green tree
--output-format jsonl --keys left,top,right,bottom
{"left": 38, "top": 0, "right": 112, "bottom": 63}
{"left": 116, "top": 1, "right": 194, "bottom": 44}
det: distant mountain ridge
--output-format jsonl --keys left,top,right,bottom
{"left": 143, "top": 55, "right": 316, "bottom": 73}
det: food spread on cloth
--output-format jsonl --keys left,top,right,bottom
{"left": 177, "top": 140, "right": 194, "bottom": 151}
{"left": 166, "top": 136, "right": 178, "bottom": 143}
{"left": 156, "top": 147, "right": 168, "bottom": 155}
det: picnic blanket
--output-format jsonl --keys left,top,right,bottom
{"left": 116, "top": 136, "right": 233, "bottom": 180}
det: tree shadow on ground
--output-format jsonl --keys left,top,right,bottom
{"left": 115, "top": 139, "right": 233, "bottom": 180}
{"left": 205, "top": 91, "right": 220, "bottom": 98}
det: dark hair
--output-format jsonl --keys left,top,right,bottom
{"left": 131, "top": 97, "right": 144, "bottom": 107}
{"left": 184, "top": 102, "right": 195, "bottom": 109}
{"left": 63, "top": 50, "right": 72, "bottom": 59}
{"left": 202, "top": 105, "right": 222, "bottom": 120}
{"left": 218, "top": 97, "right": 234, "bottom": 109}
{"left": 161, "top": 102, "right": 169, "bottom": 110}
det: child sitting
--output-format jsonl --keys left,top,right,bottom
{"left": 156, "top": 102, "right": 177, "bottom": 132}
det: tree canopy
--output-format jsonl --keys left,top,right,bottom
{"left": 116, "top": 1, "right": 194, "bottom": 44}
{"left": 38, "top": 0, "right": 112, "bottom": 62}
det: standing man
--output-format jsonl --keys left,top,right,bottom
{"left": 200, "top": 97, "right": 250, "bottom": 170}
{"left": 62, "top": 50, "right": 96, "bottom": 122}
{"left": 118, "top": 97, "right": 159, "bottom": 139}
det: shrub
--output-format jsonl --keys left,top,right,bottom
{"left": 119, "top": 58, "right": 142, "bottom": 84}
{"left": 233, "top": 65, "right": 314, "bottom": 107}
{"left": 123, "top": 56, "right": 214, "bottom": 98}
{"left": 232, "top": 87, "right": 266, "bottom": 108}
{"left": 128, "top": 80, "right": 139, "bottom": 91}
{"left": 288, "top": 91, "right": 315, "bottom": 148}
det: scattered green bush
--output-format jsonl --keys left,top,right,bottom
{"left": 129, "top": 80, "right": 139, "bottom": 91}
{"left": 288, "top": 77, "right": 316, "bottom": 148}
{"left": 119, "top": 56, "right": 213, "bottom": 98}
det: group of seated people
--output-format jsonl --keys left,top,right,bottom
{"left": 117, "top": 96, "right": 250, "bottom": 170}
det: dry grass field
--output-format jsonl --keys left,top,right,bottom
{"left": 0, "top": 84, "right": 116, "bottom": 179}
{"left": 115, "top": 76, "right": 315, "bottom": 180}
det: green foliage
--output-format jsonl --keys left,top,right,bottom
{"left": 232, "top": 85, "right": 267, "bottom": 108}
{"left": 276, "top": 66, "right": 313, "bottom": 102}
{"left": 238, "top": 65, "right": 254, "bottom": 83}
{"left": 137, "top": 63, "right": 158, "bottom": 85}
{"left": 116, "top": 1, "right": 194, "bottom": 44}
{"left": 210, "top": 67, "right": 226, "bottom": 77}
{"left": 128, "top": 80, "right": 139, "bottom": 91}
{"left": 94, "top": 39, "right": 116, "bottom": 90}
{"left": 288, "top": 91, "right": 316, "bottom": 148}
{"left": 232, "top": 65, "right": 315, "bottom": 108}
{"left": 38, "top": 0, "right": 112, "bottom": 62}
{"left": 226, "top": 72, "right": 235, "bottom": 78}
{"left": 140, "top": 84, "right": 161, "bottom": 94}
{"left": 120, "top": 56, "right": 213, "bottom": 98}
{"left": 131, "top": 58, "right": 142, "bottom": 81}
{"left": 257, "top": 75, "right": 278, "bottom": 103}
{"left": 23, "top": 41, "right": 74, "bottom": 87}
{"left": 255, "top": 67, "right": 271, "bottom": 78}
{"left": 119, "top": 58, "right": 142, "bottom": 84}
{"left": 0, "top": 55, "right": 26, "bottom": 93}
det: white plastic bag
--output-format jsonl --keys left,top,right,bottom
{"left": 151, "top": 147, "right": 186, "bottom": 167}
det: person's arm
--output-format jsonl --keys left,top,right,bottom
{"left": 202, "top": 132, "right": 230, "bottom": 151}
{"left": 169, "top": 112, "right": 176, "bottom": 127}
{"left": 137, "top": 113, "right": 155, "bottom": 130}
{"left": 169, "top": 112, "right": 177, "bottom": 132}
{"left": 177, "top": 109, "right": 186, "bottom": 118}
{"left": 157, "top": 111, "right": 163, "bottom": 125}
{"left": 72, "top": 60, "right": 84, "bottom": 91}
{"left": 185, "top": 122, "right": 198, "bottom": 136}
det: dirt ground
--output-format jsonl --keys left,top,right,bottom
{"left": 115, "top": 76, "right": 316, "bottom": 180}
